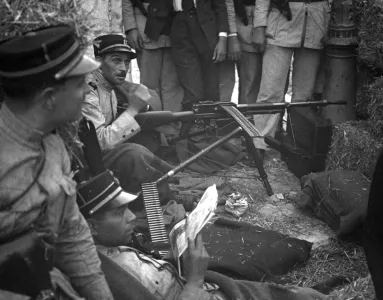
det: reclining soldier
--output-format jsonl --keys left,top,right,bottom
{"left": 77, "top": 188, "right": 330, "bottom": 300}
{"left": 0, "top": 26, "right": 114, "bottom": 299}
{"left": 82, "top": 34, "right": 176, "bottom": 212}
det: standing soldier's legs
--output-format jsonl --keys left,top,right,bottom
{"left": 238, "top": 50, "right": 262, "bottom": 104}
{"left": 253, "top": 44, "right": 293, "bottom": 150}
{"left": 137, "top": 48, "right": 184, "bottom": 112}
{"left": 171, "top": 15, "right": 205, "bottom": 110}
{"left": 137, "top": 49, "right": 164, "bottom": 110}
{"left": 161, "top": 48, "right": 184, "bottom": 112}
{"left": 291, "top": 47, "right": 322, "bottom": 103}
{"left": 218, "top": 60, "right": 236, "bottom": 102}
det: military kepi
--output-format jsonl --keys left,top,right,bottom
{"left": 0, "top": 25, "right": 100, "bottom": 82}
{"left": 77, "top": 170, "right": 138, "bottom": 219}
{"left": 93, "top": 34, "right": 137, "bottom": 58}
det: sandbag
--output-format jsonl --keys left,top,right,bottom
{"left": 300, "top": 170, "right": 369, "bottom": 237}
{"left": 203, "top": 218, "right": 312, "bottom": 283}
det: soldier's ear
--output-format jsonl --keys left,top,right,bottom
{"left": 40, "top": 87, "right": 56, "bottom": 111}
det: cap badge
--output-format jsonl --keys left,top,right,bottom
{"left": 93, "top": 39, "right": 101, "bottom": 49}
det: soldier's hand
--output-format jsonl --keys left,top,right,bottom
{"left": 126, "top": 29, "right": 143, "bottom": 50}
{"left": 228, "top": 35, "right": 241, "bottom": 61}
{"left": 252, "top": 27, "right": 266, "bottom": 53}
{"left": 213, "top": 37, "right": 227, "bottom": 63}
{"left": 115, "top": 84, "right": 149, "bottom": 116}
{"left": 182, "top": 233, "right": 209, "bottom": 288}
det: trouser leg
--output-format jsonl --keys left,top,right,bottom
{"left": 253, "top": 44, "right": 293, "bottom": 150}
{"left": 171, "top": 14, "right": 205, "bottom": 110}
{"left": 291, "top": 47, "right": 322, "bottom": 102}
{"left": 218, "top": 60, "right": 236, "bottom": 102}
{"left": 161, "top": 48, "right": 184, "bottom": 112}
{"left": 137, "top": 49, "right": 163, "bottom": 110}
{"left": 238, "top": 50, "right": 263, "bottom": 104}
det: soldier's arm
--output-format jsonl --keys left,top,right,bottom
{"left": 212, "top": 0, "right": 230, "bottom": 33}
{"left": 253, "top": 0, "right": 270, "bottom": 28}
{"left": 122, "top": 0, "right": 138, "bottom": 32}
{"left": 82, "top": 88, "right": 141, "bottom": 151}
{"left": 54, "top": 146, "right": 113, "bottom": 300}
{"left": 54, "top": 194, "right": 113, "bottom": 300}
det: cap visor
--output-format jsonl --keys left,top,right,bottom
{"left": 66, "top": 54, "right": 100, "bottom": 77}
{"left": 100, "top": 190, "right": 139, "bottom": 212}
{"left": 102, "top": 47, "right": 137, "bottom": 59}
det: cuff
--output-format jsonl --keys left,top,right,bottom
{"left": 228, "top": 33, "right": 238, "bottom": 37}
{"left": 218, "top": 32, "right": 228, "bottom": 37}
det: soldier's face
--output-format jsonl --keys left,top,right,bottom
{"left": 52, "top": 75, "right": 90, "bottom": 123}
{"left": 99, "top": 52, "right": 131, "bottom": 86}
{"left": 92, "top": 204, "right": 137, "bottom": 247}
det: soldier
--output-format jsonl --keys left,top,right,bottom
{"left": 82, "top": 34, "right": 174, "bottom": 212}
{"left": 0, "top": 26, "right": 114, "bottom": 299}
{"left": 77, "top": 188, "right": 331, "bottom": 300}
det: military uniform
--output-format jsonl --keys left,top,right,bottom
{"left": 0, "top": 26, "right": 113, "bottom": 299}
{"left": 76, "top": 181, "right": 330, "bottom": 300}
{"left": 82, "top": 34, "right": 172, "bottom": 211}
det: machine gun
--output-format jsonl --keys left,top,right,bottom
{"left": 133, "top": 100, "right": 345, "bottom": 257}
{"left": 135, "top": 100, "right": 346, "bottom": 196}
{"left": 135, "top": 100, "right": 343, "bottom": 130}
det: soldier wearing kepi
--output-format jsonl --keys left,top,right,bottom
{"left": 82, "top": 34, "right": 173, "bottom": 212}
{"left": 0, "top": 26, "right": 114, "bottom": 299}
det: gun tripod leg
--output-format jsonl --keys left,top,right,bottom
{"left": 244, "top": 136, "right": 274, "bottom": 196}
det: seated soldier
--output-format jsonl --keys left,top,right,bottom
{"left": 77, "top": 190, "right": 329, "bottom": 300}
{"left": 0, "top": 26, "right": 113, "bottom": 299}
{"left": 82, "top": 34, "right": 174, "bottom": 212}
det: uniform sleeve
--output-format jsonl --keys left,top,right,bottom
{"left": 122, "top": 0, "right": 138, "bottom": 32}
{"left": 253, "top": 0, "right": 270, "bottom": 28}
{"left": 54, "top": 193, "right": 114, "bottom": 300}
{"left": 225, "top": 0, "right": 237, "bottom": 33}
{"left": 82, "top": 89, "right": 141, "bottom": 151}
{"left": 212, "top": 0, "right": 230, "bottom": 33}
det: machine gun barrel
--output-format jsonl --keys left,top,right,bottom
{"left": 135, "top": 100, "right": 347, "bottom": 130}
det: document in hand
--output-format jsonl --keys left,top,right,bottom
{"left": 169, "top": 184, "right": 218, "bottom": 261}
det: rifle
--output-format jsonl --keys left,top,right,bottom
{"left": 135, "top": 100, "right": 346, "bottom": 131}
{"left": 130, "top": 0, "right": 148, "bottom": 17}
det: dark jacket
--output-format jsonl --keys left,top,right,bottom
{"left": 194, "top": 0, "right": 230, "bottom": 50}
{"left": 144, "top": 0, "right": 174, "bottom": 40}
{"left": 144, "top": 0, "right": 229, "bottom": 49}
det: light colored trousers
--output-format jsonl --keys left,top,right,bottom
{"left": 238, "top": 50, "right": 263, "bottom": 104}
{"left": 217, "top": 50, "right": 262, "bottom": 104}
{"left": 137, "top": 48, "right": 184, "bottom": 112}
{"left": 253, "top": 44, "right": 323, "bottom": 149}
